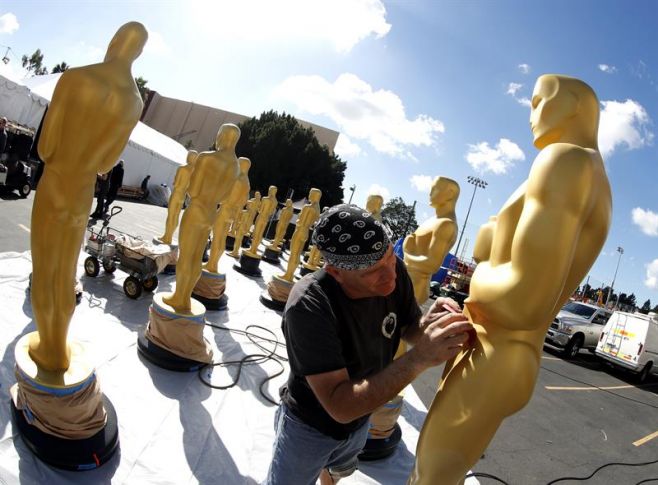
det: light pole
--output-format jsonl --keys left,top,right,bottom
{"left": 454, "top": 175, "right": 487, "bottom": 259}
{"left": 606, "top": 246, "right": 624, "bottom": 309}
{"left": 347, "top": 184, "right": 356, "bottom": 204}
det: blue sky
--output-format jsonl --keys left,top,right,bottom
{"left": 1, "top": 0, "right": 657, "bottom": 305}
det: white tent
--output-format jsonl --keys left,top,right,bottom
{"left": 0, "top": 74, "right": 48, "bottom": 129}
{"left": 21, "top": 73, "right": 187, "bottom": 189}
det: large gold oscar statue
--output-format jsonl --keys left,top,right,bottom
{"left": 244, "top": 185, "right": 278, "bottom": 257}
{"left": 13, "top": 21, "right": 147, "bottom": 468}
{"left": 261, "top": 189, "right": 321, "bottom": 309}
{"left": 262, "top": 198, "right": 294, "bottom": 264}
{"left": 410, "top": 75, "right": 612, "bottom": 484}
{"left": 157, "top": 150, "right": 199, "bottom": 244}
{"left": 229, "top": 191, "right": 261, "bottom": 258}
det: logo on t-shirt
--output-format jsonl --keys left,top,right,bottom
{"left": 381, "top": 312, "right": 397, "bottom": 339}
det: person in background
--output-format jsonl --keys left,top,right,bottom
{"left": 91, "top": 170, "right": 111, "bottom": 219}
{"left": 140, "top": 174, "right": 151, "bottom": 200}
{"left": 0, "top": 117, "right": 8, "bottom": 155}
{"left": 105, "top": 159, "right": 124, "bottom": 211}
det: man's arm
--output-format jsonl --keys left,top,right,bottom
{"left": 402, "top": 296, "right": 462, "bottom": 346}
{"left": 306, "top": 314, "right": 472, "bottom": 424}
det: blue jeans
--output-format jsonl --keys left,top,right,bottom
{"left": 264, "top": 403, "right": 370, "bottom": 485}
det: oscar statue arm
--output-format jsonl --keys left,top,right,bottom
{"left": 472, "top": 216, "right": 497, "bottom": 263}
{"left": 403, "top": 220, "right": 456, "bottom": 266}
{"left": 466, "top": 145, "right": 596, "bottom": 330}
{"left": 37, "top": 72, "right": 71, "bottom": 162}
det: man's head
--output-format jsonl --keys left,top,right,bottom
{"left": 313, "top": 204, "right": 395, "bottom": 298}
{"left": 530, "top": 74, "right": 599, "bottom": 150}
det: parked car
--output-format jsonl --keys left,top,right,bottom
{"left": 0, "top": 157, "right": 32, "bottom": 198}
{"left": 596, "top": 311, "right": 658, "bottom": 383}
{"left": 545, "top": 301, "right": 612, "bottom": 358}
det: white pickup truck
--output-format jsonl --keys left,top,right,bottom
{"left": 545, "top": 301, "right": 613, "bottom": 359}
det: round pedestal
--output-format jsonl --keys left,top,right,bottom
{"left": 241, "top": 237, "right": 251, "bottom": 248}
{"left": 163, "top": 264, "right": 176, "bottom": 275}
{"left": 193, "top": 293, "right": 228, "bottom": 311}
{"left": 299, "top": 265, "right": 320, "bottom": 277}
{"left": 259, "top": 290, "right": 286, "bottom": 311}
{"left": 262, "top": 247, "right": 281, "bottom": 265}
{"left": 138, "top": 293, "right": 210, "bottom": 371}
{"left": 233, "top": 252, "right": 262, "bottom": 277}
{"left": 192, "top": 270, "right": 228, "bottom": 311}
{"left": 358, "top": 423, "right": 402, "bottom": 461}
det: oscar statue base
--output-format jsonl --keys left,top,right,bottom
{"left": 225, "top": 235, "right": 235, "bottom": 251}
{"left": 192, "top": 270, "right": 228, "bottom": 311}
{"left": 163, "top": 264, "right": 176, "bottom": 275}
{"left": 261, "top": 276, "right": 293, "bottom": 311}
{"left": 193, "top": 293, "right": 228, "bottom": 311}
{"left": 138, "top": 293, "right": 212, "bottom": 372}
{"left": 233, "top": 251, "right": 262, "bottom": 277}
{"left": 262, "top": 247, "right": 281, "bottom": 265}
{"left": 12, "top": 333, "right": 118, "bottom": 471}
{"left": 259, "top": 290, "right": 286, "bottom": 311}
{"left": 299, "top": 264, "right": 320, "bottom": 277}
{"left": 358, "top": 423, "right": 402, "bottom": 461}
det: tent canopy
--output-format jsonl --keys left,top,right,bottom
{"left": 0, "top": 74, "right": 48, "bottom": 130}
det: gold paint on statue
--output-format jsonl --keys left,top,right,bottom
{"left": 302, "top": 245, "right": 323, "bottom": 271}
{"left": 404, "top": 177, "right": 459, "bottom": 305}
{"left": 229, "top": 191, "right": 261, "bottom": 258}
{"left": 244, "top": 185, "right": 278, "bottom": 257}
{"left": 275, "top": 188, "right": 322, "bottom": 282}
{"left": 159, "top": 150, "right": 198, "bottom": 244}
{"left": 204, "top": 157, "right": 251, "bottom": 272}
{"left": 366, "top": 194, "right": 384, "bottom": 222}
{"left": 410, "top": 75, "right": 612, "bottom": 485}
{"left": 28, "top": 22, "right": 148, "bottom": 374}
{"left": 266, "top": 198, "right": 293, "bottom": 251}
{"left": 163, "top": 124, "right": 240, "bottom": 313}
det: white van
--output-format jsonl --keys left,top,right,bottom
{"left": 596, "top": 311, "right": 658, "bottom": 383}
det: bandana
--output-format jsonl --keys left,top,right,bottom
{"left": 312, "top": 204, "right": 390, "bottom": 271}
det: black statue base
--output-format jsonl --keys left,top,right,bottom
{"left": 225, "top": 235, "right": 235, "bottom": 251}
{"left": 262, "top": 247, "right": 281, "bottom": 265}
{"left": 241, "top": 237, "right": 251, "bottom": 248}
{"left": 192, "top": 292, "right": 228, "bottom": 311}
{"left": 137, "top": 331, "right": 207, "bottom": 372}
{"left": 11, "top": 394, "right": 119, "bottom": 471}
{"left": 358, "top": 423, "right": 402, "bottom": 461}
{"left": 259, "top": 290, "right": 286, "bottom": 311}
{"left": 163, "top": 264, "right": 176, "bottom": 275}
{"left": 233, "top": 252, "right": 262, "bottom": 277}
{"left": 299, "top": 265, "right": 318, "bottom": 277}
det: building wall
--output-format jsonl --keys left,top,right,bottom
{"left": 141, "top": 91, "right": 339, "bottom": 153}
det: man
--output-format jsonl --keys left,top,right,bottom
{"left": 0, "top": 117, "right": 8, "bottom": 155}
{"left": 91, "top": 170, "right": 111, "bottom": 219}
{"left": 105, "top": 159, "right": 125, "bottom": 211}
{"left": 265, "top": 204, "right": 474, "bottom": 485}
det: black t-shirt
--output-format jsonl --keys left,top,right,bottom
{"left": 280, "top": 256, "right": 422, "bottom": 440}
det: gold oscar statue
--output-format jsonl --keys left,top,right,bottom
{"left": 410, "top": 75, "right": 612, "bottom": 485}
{"left": 404, "top": 177, "right": 459, "bottom": 305}
{"left": 301, "top": 245, "right": 323, "bottom": 274}
{"left": 244, "top": 185, "right": 278, "bottom": 257}
{"left": 229, "top": 191, "right": 261, "bottom": 258}
{"left": 261, "top": 189, "right": 321, "bottom": 310}
{"left": 204, "top": 157, "right": 251, "bottom": 273}
{"left": 366, "top": 194, "right": 384, "bottom": 222}
{"left": 157, "top": 150, "right": 199, "bottom": 244}
{"left": 161, "top": 123, "right": 241, "bottom": 314}
{"left": 13, "top": 21, "right": 147, "bottom": 466}
{"left": 262, "top": 198, "right": 294, "bottom": 264}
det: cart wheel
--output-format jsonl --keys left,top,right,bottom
{"left": 19, "top": 183, "right": 31, "bottom": 198}
{"left": 102, "top": 259, "right": 117, "bottom": 273}
{"left": 123, "top": 276, "right": 142, "bottom": 299}
{"left": 84, "top": 257, "right": 100, "bottom": 277}
{"left": 143, "top": 276, "right": 158, "bottom": 292}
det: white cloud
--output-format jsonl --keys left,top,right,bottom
{"left": 645, "top": 259, "right": 658, "bottom": 290}
{"left": 144, "top": 29, "right": 170, "bottom": 56}
{"left": 518, "top": 63, "right": 530, "bottom": 74}
{"left": 465, "top": 138, "right": 525, "bottom": 174}
{"left": 72, "top": 41, "right": 104, "bottom": 64}
{"left": 367, "top": 183, "right": 390, "bottom": 200}
{"left": 599, "top": 99, "right": 653, "bottom": 157}
{"left": 410, "top": 174, "right": 435, "bottom": 192}
{"left": 507, "top": 82, "right": 522, "bottom": 96}
{"left": 0, "top": 13, "right": 19, "bottom": 34}
{"left": 598, "top": 64, "right": 617, "bottom": 74}
{"left": 334, "top": 134, "right": 362, "bottom": 158}
{"left": 274, "top": 73, "right": 445, "bottom": 159}
{"left": 632, "top": 207, "right": 658, "bottom": 236}
{"left": 190, "top": 0, "right": 390, "bottom": 52}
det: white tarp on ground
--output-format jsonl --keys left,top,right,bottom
{"left": 20, "top": 73, "right": 188, "bottom": 189}
{"left": 0, "top": 250, "right": 481, "bottom": 485}
{"left": 0, "top": 74, "right": 48, "bottom": 130}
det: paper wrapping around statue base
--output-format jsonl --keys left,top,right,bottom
{"left": 267, "top": 277, "right": 294, "bottom": 303}
{"left": 144, "top": 300, "right": 213, "bottom": 364}
{"left": 10, "top": 367, "right": 106, "bottom": 440}
{"left": 368, "top": 393, "right": 405, "bottom": 439}
{"left": 193, "top": 270, "right": 226, "bottom": 300}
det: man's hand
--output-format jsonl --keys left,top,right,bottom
{"left": 420, "top": 296, "right": 461, "bottom": 327}
{"left": 409, "top": 310, "right": 473, "bottom": 372}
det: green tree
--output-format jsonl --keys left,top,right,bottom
{"left": 21, "top": 48, "right": 48, "bottom": 75}
{"left": 51, "top": 61, "right": 69, "bottom": 73}
{"left": 627, "top": 293, "right": 637, "bottom": 308}
{"left": 236, "top": 110, "right": 346, "bottom": 206}
{"left": 652, "top": 304, "right": 658, "bottom": 313}
{"left": 381, "top": 197, "right": 417, "bottom": 242}
{"left": 135, "top": 76, "right": 149, "bottom": 101}
{"left": 639, "top": 299, "right": 652, "bottom": 314}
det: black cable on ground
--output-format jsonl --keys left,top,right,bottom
{"left": 199, "top": 322, "right": 287, "bottom": 405}
{"left": 636, "top": 479, "right": 658, "bottom": 484}
{"left": 465, "top": 471, "right": 510, "bottom": 484}
{"left": 545, "top": 458, "right": 658, "bottom": 484}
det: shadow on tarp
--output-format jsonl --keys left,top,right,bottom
{"left": 142, "top": 354, "right": 258, "bottom": 484}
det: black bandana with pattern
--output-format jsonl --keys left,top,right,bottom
{"left": 311, "top": 204, "right": 390, "bottom": 270}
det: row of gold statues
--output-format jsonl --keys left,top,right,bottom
{"left": 12, "top": 20, "right": 612, "bottom": 484}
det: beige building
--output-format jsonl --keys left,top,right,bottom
{"left": 140, "top": 91, "right": 339, "bottom": 153}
